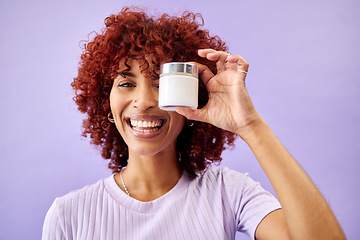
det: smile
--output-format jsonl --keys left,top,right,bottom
{"left": 129, "top": 119, "right": 165, "bottom": 134}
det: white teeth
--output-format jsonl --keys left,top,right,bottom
{"left": 130, "top": 119, "right": 163, "bottom": 129}
{"left": 132, "top": 128, "right": 159, "bottom": 133}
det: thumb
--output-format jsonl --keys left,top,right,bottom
{"left": 176, "top": 107, "right": 207, "bottom": 122}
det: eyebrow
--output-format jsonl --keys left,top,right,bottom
{"left": 121, "top": 71, "right": 136, "bottom": 78}
{"left": 119, "top": 70, "right": 159, "bottom": 80}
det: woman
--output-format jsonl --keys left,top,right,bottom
{"left": 42, "top": 7, "right": 346, "bottom": 240}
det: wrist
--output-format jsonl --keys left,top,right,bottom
{"left": 235, "top": 115, "right": 270, "bottom": 145}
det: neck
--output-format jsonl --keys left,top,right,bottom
{"left": 116, "top": 149, "right": 182, "bottom": 202}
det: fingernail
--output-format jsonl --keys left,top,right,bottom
{"left": 175, "top": 108, "right": 184, "bottom": 115}
{"left": 226, "top": 52, "right": 231, "bottom": 61}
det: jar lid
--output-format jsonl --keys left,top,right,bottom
{"left": 160, "top": 62, "right": 199, "bottom": 77}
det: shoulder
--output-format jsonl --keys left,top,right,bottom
{"left": 188, "top": 167, "right": 253, "bottom": 203}
{"left": 47, "top": 175, "right": 114, "bottom": 220}
{"left": 197, "top": 167, "right": 250, "bottom": 188}
{"left": 42, "top": 177, "right": 111, "bottom": 239}
{"left": 199, "top": 168, "right": 281, "bottom": 238}
{"left": 195, "top": 167, "right": 280, "bottom": 213}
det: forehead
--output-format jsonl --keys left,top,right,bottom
{"left": 118, "top": 58, "right": 142, "bottom": 72}
{"left": 118, "top": 54, "right": 170, "bottom": 73}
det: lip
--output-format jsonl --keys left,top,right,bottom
{"left": 127, "top": 114, "right": 166, "bottom": 122}
{"left": 125, "top": 114, "right": 167, "bottom": 139}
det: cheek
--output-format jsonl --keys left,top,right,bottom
{"left": 109, "top": 89, "right": 128, "bottom": 121}
{"left": 171, "top": 114, "right": 186, "bottom": 134}
{"left": 109, "top": 93, "right": 118, "bottom": 117}
{"left": 109, "top": 89, "right": 117, "bottom": 111}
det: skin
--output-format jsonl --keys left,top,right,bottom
{"left": 177, "top": 49, "right": 346, "bottom": 240}
{"left": 109, "top": 50, "right": 346, "bottom": 239}
{"left": 110, "top": 58, "right": 184, "bottom": 202}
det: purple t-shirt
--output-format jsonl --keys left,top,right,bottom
{"left": 42, "top": 167, "right": 281, "bottom": 240}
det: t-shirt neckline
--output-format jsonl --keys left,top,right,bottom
{"left": 103, "top": 170, "right": 190, "bottom": 213}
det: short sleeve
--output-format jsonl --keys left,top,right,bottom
{"left": 222, "top": 167, "right": 281, "bottom": 240}
{"left": 42, "top": 198, "right": 66, "bottom": 240}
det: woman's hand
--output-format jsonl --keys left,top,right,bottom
{"left": 176, "top": 49, "right": 261, "bottom": 136}
{"left": 176, "top": 49, "right": 346, "bottom": 240}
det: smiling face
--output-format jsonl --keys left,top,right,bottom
{"left": 110, "top": 58, "right": 185, "bottom": 158}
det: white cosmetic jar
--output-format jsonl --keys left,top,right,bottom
{"left": 159, "top": 62, "right": 199, "bottom": 111}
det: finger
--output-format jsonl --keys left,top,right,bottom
{"left": 198, "top": 49, "right": 216, "bottom": 57}
{"left": 198, "top": 49, "right": 224, "bottom": 61}
{"left": 188, "top": 61, "right": 215, "bottom": 86}
{"left": 209, "top": 51, "right": 229, "bottom": 72}
{"left": 176, "top": 106, "right": 208, "bottom": 123}
{"left": 224, "top": 53, "right": 238, "bottom": 71}
{"left": 226, "top": 54, "right": 249, "bottom": 74}
{"left": 198, "top": 49, "right": 229, "bottom": 72}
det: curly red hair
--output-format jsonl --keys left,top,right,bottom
{"left": 72, "top": 7, "right": 237, "bottom": 178}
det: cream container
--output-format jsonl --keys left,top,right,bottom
{"left": 159, "top": 62, "right": 199, "bottom": 111}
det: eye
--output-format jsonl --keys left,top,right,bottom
{"left": 118, "top": 82, "right": 135, "bottom": 88}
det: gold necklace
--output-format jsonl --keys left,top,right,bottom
{"left": 120, "top": 169, "right": 130, "bottom": 196}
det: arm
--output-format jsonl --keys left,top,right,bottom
{"left": 176, "top": 49, "right": 346, "bottom": 240}
{"left": 242, "top": 117, "right": 345, "bottom": 240}
{"left": 42, "top": 199, "right": 67, "bottom": 240}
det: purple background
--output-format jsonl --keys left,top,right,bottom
{"left": 0, "top": 0, "right": 359, "bottom": 239}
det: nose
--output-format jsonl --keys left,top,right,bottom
{"left": 133, "top": 84, "right": 158, "bottom": 110}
